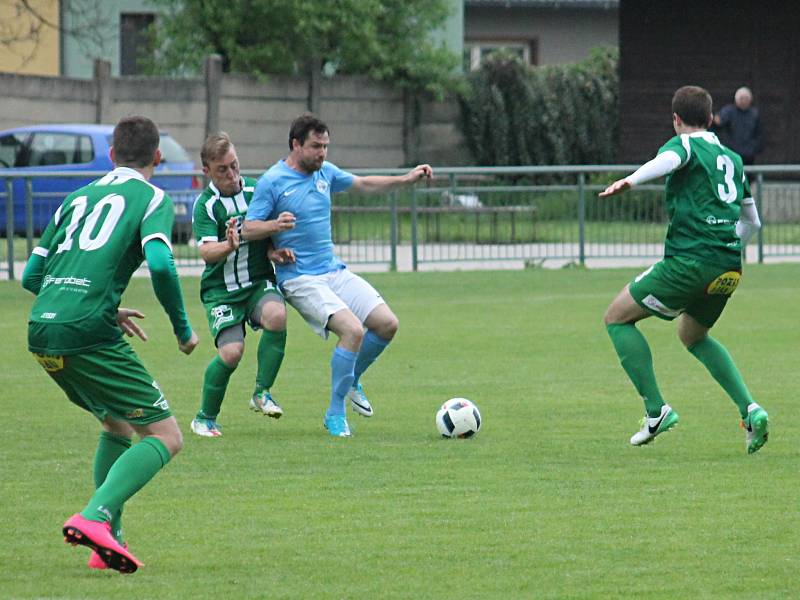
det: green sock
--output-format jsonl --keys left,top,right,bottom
{"left": 254, "top": 329, "right": 286, "bottom": 394}
{"left": 688, "top": 336, "right": 753, "bottom": 418}
{"left": 197, "top": 355, "right": 236, "bottom": 419}
{"left": 81, "top": 437, "right": 171, "bottom": 523}
{"left": 607, "top": 323, "right": 666, "bottom": 417}
{"left": 93, "top": 431, "right": 131, "bottom": 542}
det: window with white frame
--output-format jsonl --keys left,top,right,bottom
{"left": 464, "top": 40, "right": 535, "bottom": 70}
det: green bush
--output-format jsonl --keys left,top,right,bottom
{"left": 458, "top": 47, "right": 618, "bottom": 167}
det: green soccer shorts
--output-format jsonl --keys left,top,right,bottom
{"left": 628, "top": 255, "right": 742, "bottom": 328}
{"left": 203, "top": 279, "right": 284, "bottom": 341}
{"left": 33, "top": 338, "right": 171, "bottom": 425}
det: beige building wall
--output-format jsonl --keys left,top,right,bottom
{"left": 465, "top": 6, "right": 618, "bottom": 66}
{"left": 0, "top": 0, "right": 60, "bottom": 75}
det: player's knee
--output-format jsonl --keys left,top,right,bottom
{"left": 341, "top": 322, "right": 364, "bottom": 348}
{"left": 678, "top": 328, "right": 705, "bottom": 348}
{"left": 163, "top": 428, "right": 183, "bottom": 457}
{"left": 261, "top": 305, "right": 287, "bottom": 331}
{"left": 218, "top": 342, "right": 244, "bottom": 367}
{"left": 379, "top": 314, "right": 399, "bottom": 340}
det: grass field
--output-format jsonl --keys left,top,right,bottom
{"left": 1, "top": 265, "right": 798, "bottom": 599}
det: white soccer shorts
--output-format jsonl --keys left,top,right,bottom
{"left": 280, "top": 268, "right": 385, "bottom": 339}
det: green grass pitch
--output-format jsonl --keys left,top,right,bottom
{"left": 1, "top": 265, "right": 798, "bottom": 599}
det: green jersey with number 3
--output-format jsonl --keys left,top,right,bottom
{"left": 659, "top": 131, "right": 751, "bottom": 269}
{"left": 28, "top": 167, "right": 176, "bottom": 354}
{"left": 192, "top": 176, "right": 275, "bottom": 304}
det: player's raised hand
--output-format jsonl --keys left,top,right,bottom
{"left": 177, "top": 330, "right": 199, "bottom": 355}
{"left": 226, "top": 217, "right": 240, "bottom": 250}
{"left": 599, "top": 178, "right": 633, "bottom": 198}
{"left": 407, "top": 164, "right": 433, "bottom": 184}
{"left": 269, "top": 247, "right": 296, "bottom": 265}
{"left": 117, "top": 308, "right": 148, "bottom": 341}
{"left": 275, "top": 211, "right": 296, "bottom": 231}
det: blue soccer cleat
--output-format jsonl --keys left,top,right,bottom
{"left": 323, "top": 414, "right": 351, "bottom": 437}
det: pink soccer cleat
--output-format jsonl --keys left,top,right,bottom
{"left": 62, "top": 513, "right": 143, "bottom": 574}
{"left": 88, "top": 542, "right": 129, "bottom": 570}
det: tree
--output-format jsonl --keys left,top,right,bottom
{"left": 144, "top": 0, "right": 459, "bottom": 97}
{"left": 459, "top": 47, "right": 619, "bottom": 166}
{"left": 0, "top": 0, "right": 114, "bottom": 70}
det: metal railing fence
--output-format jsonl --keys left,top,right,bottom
{"left": 3, "top": 165, "right": 800, "bottom": 278}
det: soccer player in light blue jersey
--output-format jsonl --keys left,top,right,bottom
{"left": 243, "top": 113, "right": 432, "bottom": 437}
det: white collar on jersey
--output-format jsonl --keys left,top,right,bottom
{"left": 110, "top": 166, "right": 146, "bottom": 181}
{"left": 209, "top": 177, "right": 245, "bottom": 199}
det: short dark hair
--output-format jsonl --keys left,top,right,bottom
{"left": 288, "top": 113, "right": 329, "bottom": 151}
{"left": 201, "top": 131, "right": 234, "bottom": 167}
{"left": 671, "top": 86, "right": 713, "bottom": 127}
{"left": 112, "top": 116, "right": 160, "bottom": 168}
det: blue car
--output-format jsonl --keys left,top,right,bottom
{"left": 0, "top": 124, "right": 200, "bottom": 237}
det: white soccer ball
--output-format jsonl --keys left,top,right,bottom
{"left": 436, "top": 397, "right": 482, "bottom": 438}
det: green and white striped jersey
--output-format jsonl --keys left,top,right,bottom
{"left": 659, "top": 132, "right": 752, "bottom": 269}
{"left": 28, "top": 167, "right": 175, "bottom": 354}
{"left": 192, "top": 177, "right": 276, "bottom": 304}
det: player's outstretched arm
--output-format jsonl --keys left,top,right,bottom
{"left": 599, "top": 178, "right": 633, "bottom": 197}
{"left": 350, "top": 164, "right": 433, "bottom": 194}
{"left": 117, "top": 308, "right": 148, "bottom": 341}
{"left": 143, "top": 239, "right": 198, "bottom": 354}
{"left": 600, "top": 151, "right": 683, "bottom": 198}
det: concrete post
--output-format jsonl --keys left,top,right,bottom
{"left": 204, "top": 54, "right": 223, "bottom": 139}
{"left": 307, "top": 56, "right": 322, "bottom": 114}
{"left": 93, "top": 59, "right": 111, "bottom": 124}
{"left": 403, "top": 90, "right": 420, "bottom": 166}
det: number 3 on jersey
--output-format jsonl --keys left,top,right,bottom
{"left": 716, "top": 155, "right": 737, "bottom": 204}
{"left": 56, "top": 194, "right": 126, "bottom": 254}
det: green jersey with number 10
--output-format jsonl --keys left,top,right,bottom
{"left": 28, "top": 167, "right": 176, "bottom": 355}
{"left": 659, "top": 131, "right": 752, "bottom": 269}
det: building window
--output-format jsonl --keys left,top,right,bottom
{"left": 464, "top": 39, "right": 537, "bottom": 70}
{"left": 120, "top": 13, "right": 155, "bottom": 76}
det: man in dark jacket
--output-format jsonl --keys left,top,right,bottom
{"left": 714, "top": 87, "right": 763, "bottom": 165}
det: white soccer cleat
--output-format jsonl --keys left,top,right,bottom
{"left": 630, "top": 404, "right": 679, "bottom": 446}
{"left": 190, "top": 417, "right": 222, "bottom": 438}
{"left": 347, "top": 383, "right": 373, "bottom": 417}
{"left": 250, "top": 391, "right": 284, "bottom": 419}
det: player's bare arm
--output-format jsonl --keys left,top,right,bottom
{"left": 350, "top": 164, "right": 433, "bottom": 194}
{"left": 117, "top": 308, "right": 148, "bottom": 341}
{"left": 241, "top": 211, "right": 296, "bottom": 241}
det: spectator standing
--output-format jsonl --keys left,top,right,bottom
{"left": 714, "top": 86, "right": 763, "bottom": 164}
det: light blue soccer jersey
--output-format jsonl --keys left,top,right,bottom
{"left": 247, "top": 160, "right": 354, "bottom": 284}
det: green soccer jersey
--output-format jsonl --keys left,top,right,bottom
{"left": 659, "top": 131, "right": 752, "bottom": 269}
{"left": 28, "top": 167, "right": 177, "bottom": 354}
{"left": 192, "top": 177, "right": 275, "bottom": 304}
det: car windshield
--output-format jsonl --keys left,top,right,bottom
{"left": 159, "top": 134, "right": 191, "bottom": 164}
{"left": 0, "top": 133, "right": 28, "bottom": 168}
{"left": 104, "top": 133, "right": 192, "bottom": 165}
